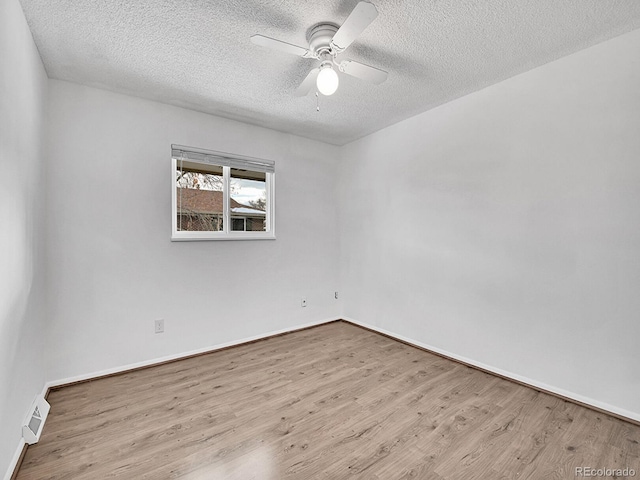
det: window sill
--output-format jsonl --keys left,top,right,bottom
{"left": 171, "top": 232, "right": 276, "bottom": 241}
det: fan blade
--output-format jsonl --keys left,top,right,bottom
{"left": 250, "top": 34, "right": 310, "bottom": 57}
{"left": 340, "top": 60, "right": 387, "bottom": 85}
{"left": 295, "top": 68, "right": 320, "bottom": 96}
{"left": 330, "top": 2, "right": 378, "bottom": 52}
{"left": 295, "top": 68, "right": 320, "bottom": 97}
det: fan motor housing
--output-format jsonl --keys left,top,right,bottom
{"left": 307, "top": 23, "right": 339, "bottom": 55}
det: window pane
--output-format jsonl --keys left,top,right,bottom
{"left": 230, "top": 168, "right": 267, "bottom": 232}
{"left": 176, "top": 161, "right": 224, "bottom": 232}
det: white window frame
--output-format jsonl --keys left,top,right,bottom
{"left": 171, "top": 145, "right": 275, "bottom": 241}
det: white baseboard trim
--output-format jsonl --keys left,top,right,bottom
{"left": 3, "top": 438, "right": 25, "bottom": 480}
{"left": 342, "top": 317, "right": 640, "bottom": 424}
{"left": 45, "top": 317, "right": 341, "bottom": 390}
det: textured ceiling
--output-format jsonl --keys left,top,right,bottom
{"left": 19, "top": 0, "right": 640, "bottom": 145}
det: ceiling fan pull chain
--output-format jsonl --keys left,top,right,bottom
{"left": 316, "top": 91, "right": 320, "bottom": 112}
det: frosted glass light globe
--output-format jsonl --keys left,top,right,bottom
{"left": 316, "top": 66, "right": 339, "bottom": 96}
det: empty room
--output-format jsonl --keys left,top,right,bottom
{"left": 2, "top": 0, "right": 640, "bottom": 478}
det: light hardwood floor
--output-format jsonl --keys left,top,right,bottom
{"left": 16, "top": 321, "right": 640, "bottom": 479}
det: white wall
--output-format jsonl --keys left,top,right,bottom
{"left": 0, "top": 0, "right": 49, "bottom": 474}
{"left": 45, "top": 80, "right": 341, "bottom": 381}
{"left": 340, "top": 28, "right": 640, "bottom": 417}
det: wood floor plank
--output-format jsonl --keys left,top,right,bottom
{"left": 16, "top": 321, "right": 640, "bottom": 479}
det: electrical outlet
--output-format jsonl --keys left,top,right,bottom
{"left": 301, "top": 297, "right": 307, "bottom": 307}
{"left": 155, "top": 319, "right": 164, "bottom": 334}
{"left": 335, "top": 291, "right": 339, "bottom": 300}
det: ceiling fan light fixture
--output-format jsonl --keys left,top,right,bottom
{"left": 251, "top": 2, "right": 387, "bottom": 98}
{"left": 316, "top": 64, "right": 339, "bottom": 96}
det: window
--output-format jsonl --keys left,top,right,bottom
{"left": 172, "top": 145, "right": 275, "bottom": 241}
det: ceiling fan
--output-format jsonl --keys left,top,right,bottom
{"left": 250, "top": 1, "right": 388, "bottom": 97}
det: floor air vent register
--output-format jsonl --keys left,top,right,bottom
{"left": 22, "top": 395, "right": 50, "bottom": 445}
